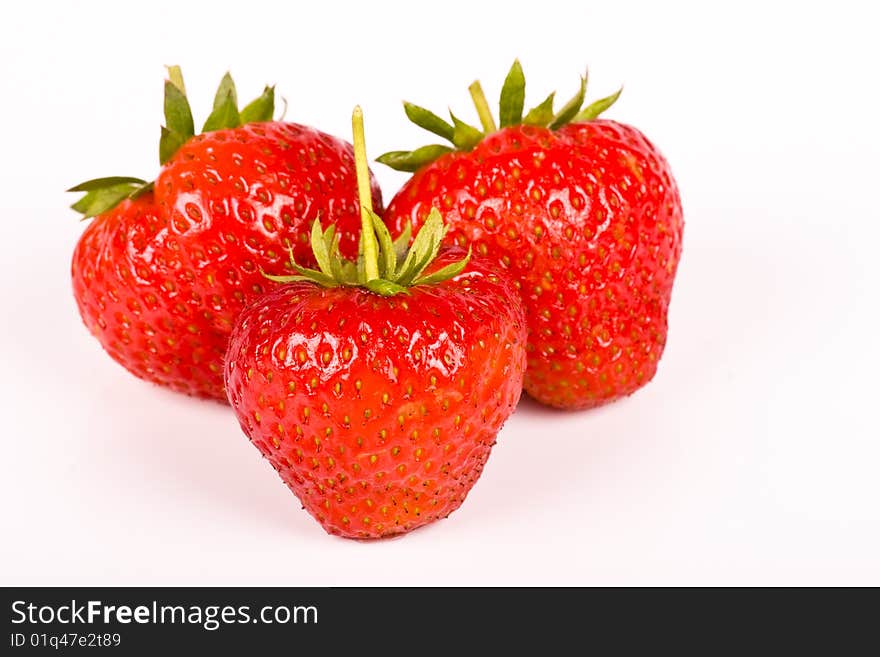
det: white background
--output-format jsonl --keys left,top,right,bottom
{"left": 1, "top": 0, "right": 878, "bottom": 586}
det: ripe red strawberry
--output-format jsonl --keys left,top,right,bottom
{"left": 225, "top": 108, "right": 527, "bottom": 538}
{"left": 69, "top": 68, "right": 381, "bottom": 400}
{"left": 379, "top": 61, "right": 683, "bottom": 410}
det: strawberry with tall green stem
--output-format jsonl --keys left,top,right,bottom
{"left": 69, "top": 67, "right": 381, "bottom": 400}
{"left": 380, "top": 61, "right": 683, "bottom": 410}
{"left": 225, "top": 107, "right": 527, "bottom": 539}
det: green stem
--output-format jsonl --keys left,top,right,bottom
{"left": 468, "top": 80, "right": 497, "bottom": 134}
{"left": 351, "top": 106, "right": 380, "bottom": 282}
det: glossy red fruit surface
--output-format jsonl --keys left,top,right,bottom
{"left": 71, "top": 122, "right": 382, "bottom": 400}
{"left": 225, "top": 251, "right": 527, "bottom": 538}
{"left": 384, "top": 121, "right": 683, "bottom": 409}
{"left": 155, "top": 122, "right": 381, "bottom": 263}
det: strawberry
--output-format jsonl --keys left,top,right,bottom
{"left": 379, "top": 61, "right": 683, "bottom": 410}
{"left": 69, "top": 67, "right": 381, "bottom": 400}
{"left": 225, "top": 108, "right": 527, "bottom": 538}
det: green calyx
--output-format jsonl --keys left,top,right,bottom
{"left": 67, "top": 176, "right": 154, "bottom": 218}
{"left": 68, "top": 66, "right": 277, "bottom": 219}
{"left": 265, "top": 107, "right": 470, "bottom": 297}
{"left": 376, "top": 59, "right": 623, "bottom": 172}
{"left": 162, "top": 68, "right": 276, "bottom": 163}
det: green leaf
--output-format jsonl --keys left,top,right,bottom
{"left": 395, "top": 207, "right": 445, "bottom": 285}
{"left": 369, "top": 210, "right": 397, "bottom": 279}
{"left": 67, "top": 176, "right": 147, "bottom": 192}
{"left": 69, "top": 183, "right": 140, "bottom": 218}
{"left": 340, "top": 259, "right": 359, "bottom": 284}
{"left": 284, "top": 245, "right": 298, "bottom": 269}
{"left": 212, "top": 72, "right": 238, "bottom": 111}
{"left": 260, "top": 274, "right": 314, "bottom": 284}
{"left": 523, "top": 92, "right": 556, "bottom": 126}
{"left": 263, "top": 268, "right": 338, "bottom": 287}
{"left": 449, "top": 111, "right": 483, "bottom": 150}
{"left": 549, "top": 74, "right": 587, "bottom": 129}
{"left": 394, "top": 229, "right": 433, "bottom": 284}
{"left": 319, "top": 223, "right": 345, "bottom": 282}
{"left": 202, "top": 91, "right": 240, "bottom": 132}
{"left": 130, "top": 181, "right": 155, "bottom": 199}
{"left": 392, "top": 222, "right": 412, "bottom": 262}
{"left": 403, "top": 102, "right": 454, "bottom": 142}
{"left": 165, "top": 65, "right": 186, "bottom": 95}
{"left": 310, "top": 219, "right": 334, "bottom": 278}
{"left": 414, "top": 247, "right": 471, "bottom": 285}
{"left": 263, "top": 250, "right": 339, "bottom": 287}
{"left": 375, "top": 145, "right": 453, "bottom": 172}
{"left": 408, "top": 236, "right": 441, "bottom": 285}
{"left": 70, "top": 195, "right": 92, "bottom": 215}
{"left": 159, "top": 126, "right": 189, "bottom": 164}
{"left": 499, "top": 59, "right": 525, "bottom": 127}
{"left": 394, "top": 241, "right": 428, "bottom": 285}
{"left": 366, "top": 279, "right": 410, "bottom": 296}
{"left": 575, "top": 87, "right": 623, "bottom": 121}
{"left": 322, "top": 222, "right": 337, "bottom": 251}
{"left": 240, "top": 85, "right": 275, "bottom": 123}
{"left": 163, "top": 80, "right": 194, "bottom": 139}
